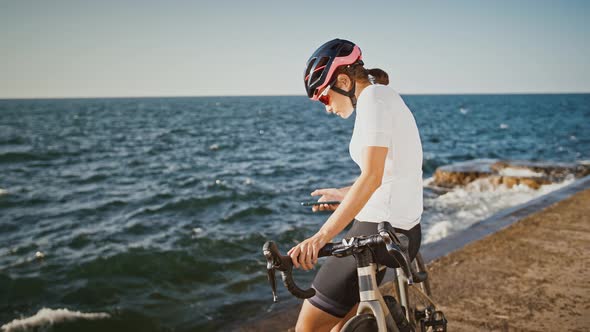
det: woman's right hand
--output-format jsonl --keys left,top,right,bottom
{"left": 310, "top": 188, "right": 346, "bottom": 212}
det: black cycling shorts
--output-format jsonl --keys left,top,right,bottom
{"left": 308, "top": 220, "right": 421, "bottom": 318}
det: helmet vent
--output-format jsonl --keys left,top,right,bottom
{"left": 309, "top": 56, "right": 330, "bottom": 85}
{"left": 304, "top": 58, "right": 315, "bottom": 80}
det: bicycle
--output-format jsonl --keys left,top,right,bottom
{"left": 263, "top": 221, "right": 447, "bottom": 332}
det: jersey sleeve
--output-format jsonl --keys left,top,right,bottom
{"left": 360, "top": 95, "right": 394, "bottom": 148}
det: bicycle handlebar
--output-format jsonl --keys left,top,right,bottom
{"left": 263, "top": 221, "right": 414, "bottom": 302}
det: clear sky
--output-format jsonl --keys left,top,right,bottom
{"left": 1, "top": 0, "right": 589, "bottom": 98}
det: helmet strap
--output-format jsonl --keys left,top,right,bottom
{"left": 330, "top": 78, "right": 357, "bottom": 109}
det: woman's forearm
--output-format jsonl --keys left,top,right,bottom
{"left": 319, "top": 173, "right": 381, "bottom": 240}
{"left": 339, "top": 176, "right": 358, "bottom": 197}
{"left": 339, "top": 185, "right": 352, "bottom": 196}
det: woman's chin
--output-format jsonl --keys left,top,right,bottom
{"left": 340, "top": 112, "right": 352, "bottom": 119}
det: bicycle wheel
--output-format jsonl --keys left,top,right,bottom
{"left": 340, "top": 314, "right": 378, "bottom": 332}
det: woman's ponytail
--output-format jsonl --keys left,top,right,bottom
{"left": 367, "top": 68, "right": 389, "bottom": 85}
{"left": 334, "top": 64, "right": 390, "bottom": 86}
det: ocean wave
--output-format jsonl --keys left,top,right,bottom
{"left": 0, "top": 308, "right": 165, "bottom": 332}
{"left": 0, "top": 151, "right": 66, "bottom": 164}
{"left": 0, "top": 249, "right": 47, "bottom": 271}
{"left": 133, "top": 195, "right": 228, "bottom": 216}
{"left": 71, "top": 173, "right": 109, "bottom": 185}
{"left": 224, "top": 273, "right": 267, "bottom": 294}
{"left": 67, "top": 233, "right": 93, "bottom": 249}
{"left": 65, "top": 247, "right": 230, "bottom": 285}
{"left": 0, "top": 195, "right": 53, "bottom": 210}
{"left": 0, "top": 152, "right": 42, "bottom": 164}
{"left": 0, "top": 138, "right": 27, "bottom": 146}
{"left": 1, "top": 308, "right": 110, "bottom": 332}
{"left": 48, "top": 199, "right": 128, "bottom": 220}
{"left": 422, "top": 176, "right": 576, "bottom": 244}
{"left": 221, "top": 206, "right": 274, "bottom": 223}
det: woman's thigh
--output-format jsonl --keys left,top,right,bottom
{"left": 296, "top": 299, "right": 345, "bottom": 332}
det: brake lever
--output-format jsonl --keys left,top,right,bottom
{"left": 378, "top": 229, "right": 414, "bottom": 284}
{"left": 263, "top": 241, "right": 316, "bottom": 302}
{"left": 267, "top": 267, "right": 277, "bottom": 302}
{"left": 263, "top": 241, "right": 280, "bottom": 302}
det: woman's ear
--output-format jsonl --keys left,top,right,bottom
{"left": 336, "top": 73, "right": 352, "bottom": 91}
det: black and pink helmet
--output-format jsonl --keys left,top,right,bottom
{"left": 304, "top": 39, "right": 363, "bottom": 101}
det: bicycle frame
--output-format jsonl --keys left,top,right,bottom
{"left": 348, "top": 250, "right": 441, "bottom": 332}
{"left": 342, "top": 247, "right": 399, "bottom": 332}
{"left": 263, "top": 223, "right": 446, "bottom": 331}
{"left": 394, "top": 267, "right": 411, "bottom": 322}
{"left": 392, "top": 259, "right": 446, "bottom": 332}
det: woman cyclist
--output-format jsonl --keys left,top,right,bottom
{"left": 288, "top": 39, "right": 424, "bottom": 332}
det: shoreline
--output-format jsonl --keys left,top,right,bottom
{"left": 420, "top": 174, "right": 590, "bottom": 263}
{"left": 236, "top": 176, "right": 590, "bottom": 331}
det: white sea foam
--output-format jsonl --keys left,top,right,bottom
{"left": 1, "top": 308, "right": 110, "bottom": 331}
{"left": 422, "top": 176, "right": 575, "bottom": 244}
{"left": 192, "top": 227, "right": 206, "bottom": 239}
{"left": 423, "top": 221, "right": 452, "bottom": 243}
{"left": 497, "top": 167, "right": 544, "bottom": 178}
{"left": 0, "top": 188, "right": 8, "bottom": 196}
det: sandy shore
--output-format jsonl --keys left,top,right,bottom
{"left": 237, "top": 188, "right": 590, "bottom": 331}
{"left": 428, "top": 188, "right": 590, "bottom": 331}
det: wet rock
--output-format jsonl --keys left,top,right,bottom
{"left": 432, "top": 159, "right": 495, "bottom": 188}
{"left": 491, "top": 160, "right": 590, "bottom": 182}
{"left": 432, "top": 159, "right": 590, "bottom": 190}
{"left": 487, "top": 175, "right": 552, "bottom": 190}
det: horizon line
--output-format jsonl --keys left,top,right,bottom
{"left": 1, "top": 91, "right": 590, "bottom": 101}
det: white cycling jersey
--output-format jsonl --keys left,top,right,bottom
{"left": 349, "top": 84, "right": 423, "bottom": 230}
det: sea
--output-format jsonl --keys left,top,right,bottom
{"left": 1, "top": 94, "right": 589, "bottom": 331}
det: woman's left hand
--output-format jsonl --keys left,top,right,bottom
{"left": 287, "top": 232, "right": 329, "bottom": 271}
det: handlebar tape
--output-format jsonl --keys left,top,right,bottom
{"left": 275, "top": 253, "right": 316, "bottom": 299}
{"left": 280, "top": 268, "right": 316, "bottom": 299}
{"left": 264, "top": 241, "right": 317, "bottom": 299}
